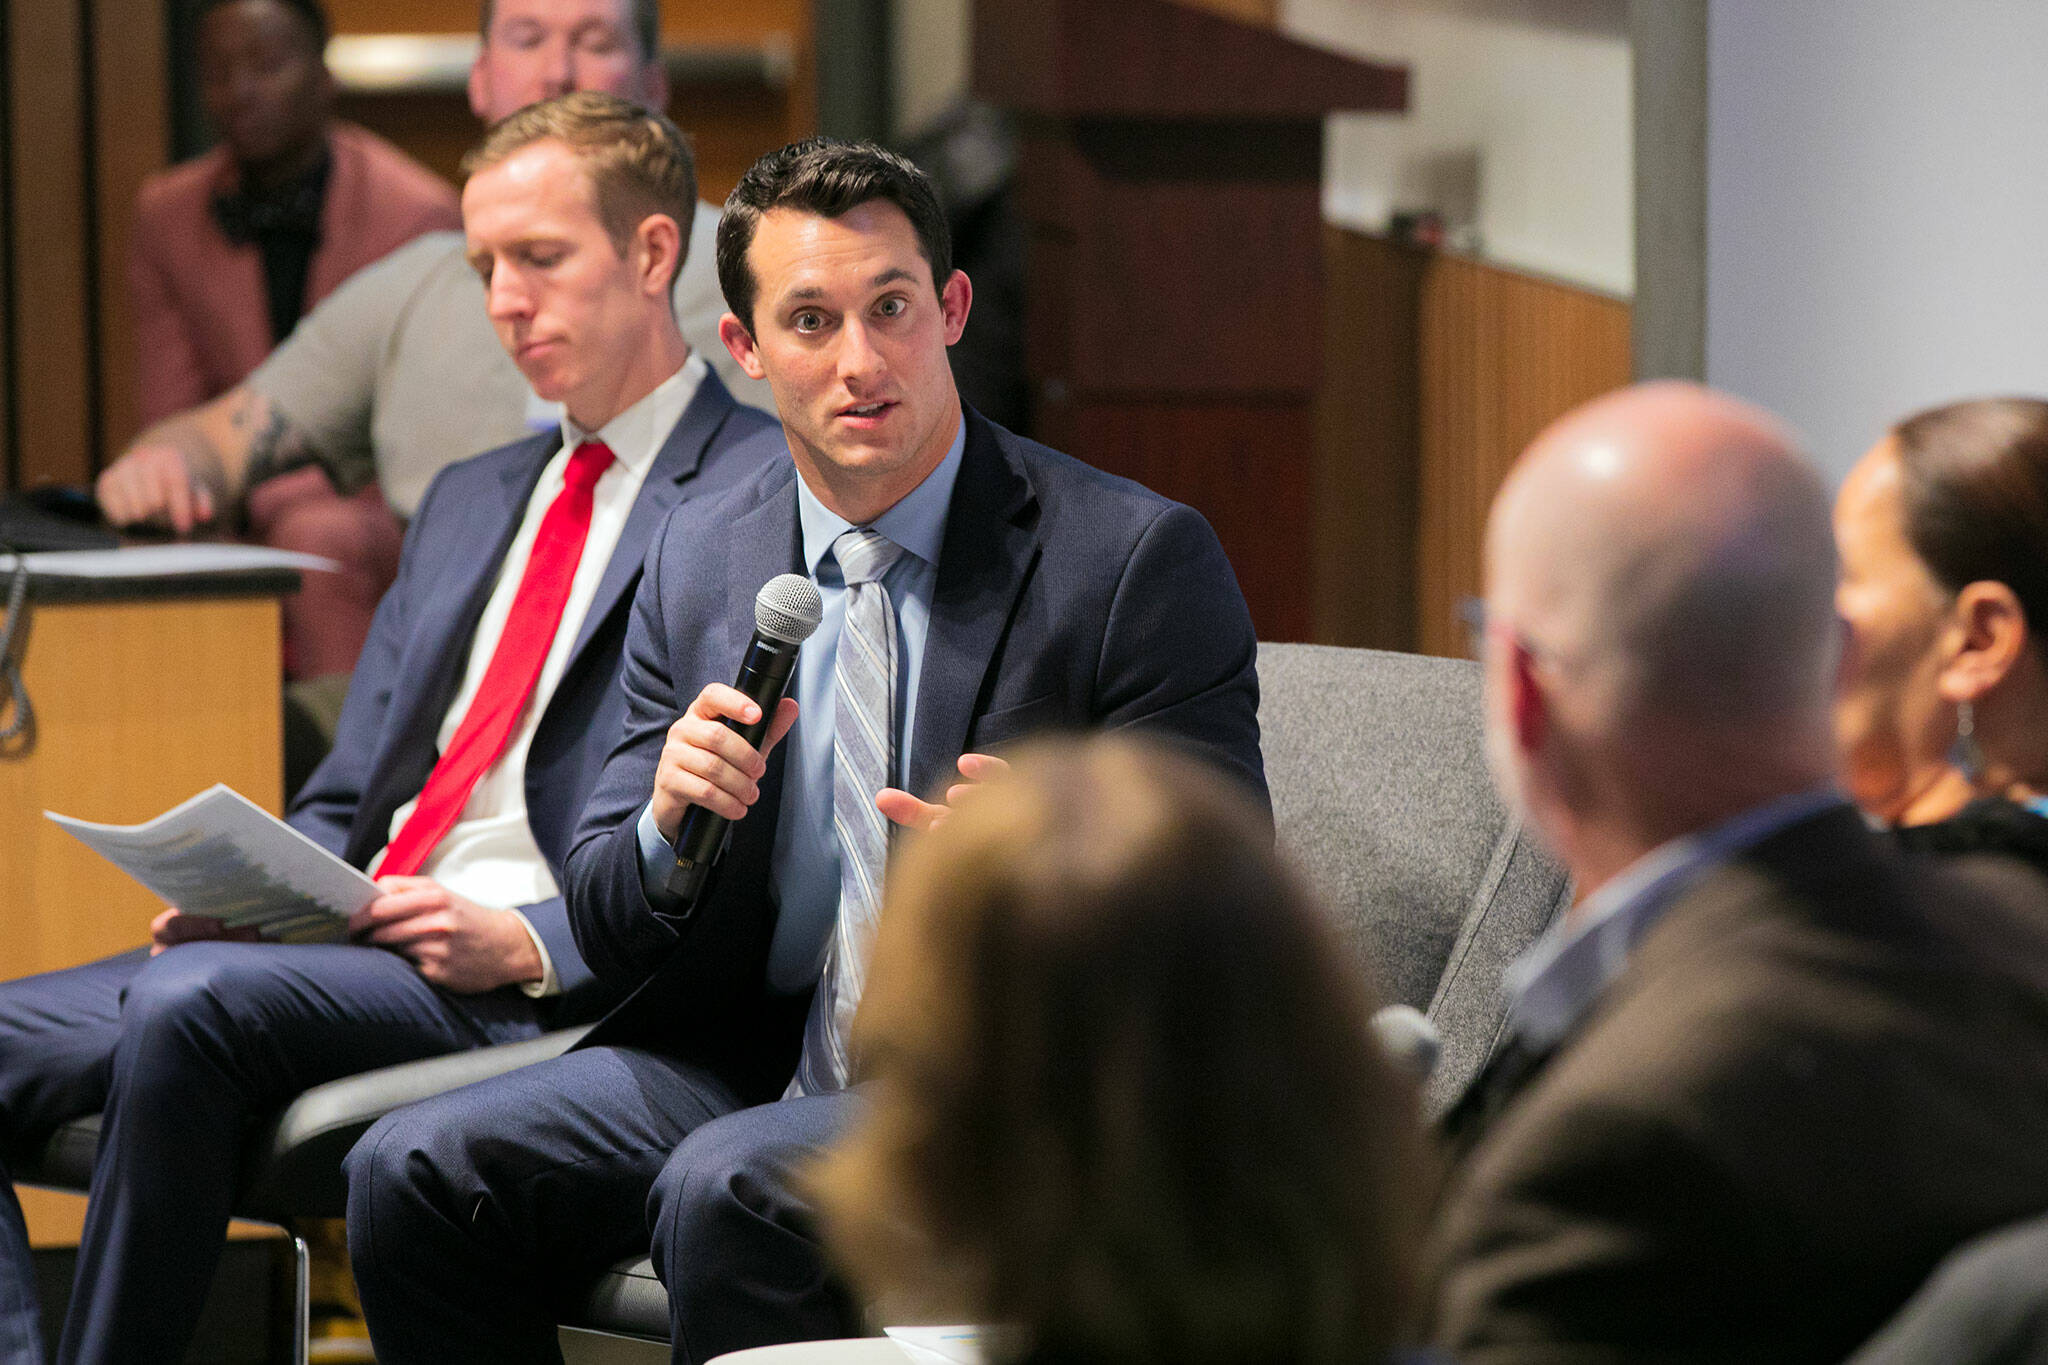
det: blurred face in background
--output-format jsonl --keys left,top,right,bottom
{"left": 198, "top": 0, "right": 332, "bottom": 173}
{"left": 1833, "top": 436, "right": 1959, "bottom": 822}
{"left": 469, "top": 0, "right": 666, "bottom": 126}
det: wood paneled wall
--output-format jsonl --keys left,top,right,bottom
{"left": 1315, "top": 229, "right": 1633, "bottom": 656}
{"left": 3, "top": 0, "right": 170, "bottom": 490}
{"left": 1313, "top": 227, "right": 1427, "bottom": 650}
{"left": 1165, "top": 0, "right": 1281, "bottom": 30}
{"left": 6, "top": 590, "right": 285, "bottom": 1247}
{"left": 93, "top": 0, "right": 173, "bottom": 460}
{"left": 1415, "top": 252, "right": 1633, "bottom": 657}
{"left": 2, "top": 0, "right": 169, "bottom": 489}
{"left": 6, "top": 0, "right": 93, "bottom": 490}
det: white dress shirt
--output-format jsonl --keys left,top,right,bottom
{"left": 372, "top": 354, "right": 706, "bottom": 993}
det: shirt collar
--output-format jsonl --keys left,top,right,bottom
{"left": 796, "top": 416, "right": 968, "bottom": 576}
{"left": 559, "top": 353, "right": 706, "bottom": 479}
{"left": 1504, "top": 786, "right": 1848, "bottom": 1050}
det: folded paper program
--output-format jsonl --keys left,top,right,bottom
{"left": 48, "top": 784, "right": 373, "bottom": 941}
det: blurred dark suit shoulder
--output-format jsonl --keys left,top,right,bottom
{"left": 1429, "top": 804, "right": 2048, "bottom": 1365}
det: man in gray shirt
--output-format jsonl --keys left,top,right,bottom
{"left": 96, "top": 0, "right": 772, "bottom": 531}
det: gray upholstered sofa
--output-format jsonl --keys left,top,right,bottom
{"left": 1257, "top": 642, "right": 1569, "bottom": 1115}
{"left": 17, "top": 642, "right": 1572, "bottom": 1352}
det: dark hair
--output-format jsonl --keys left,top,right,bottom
{"left": 464, "top": 92, "right": 695, "bottom": 262}
{"left": 1893, "top": 397, "right": 2048, "bottom": 649}
{"left": 196, "top": 0, "right": 330, "bottom": 50}
{"left": 715, "top": 136, "right": 953, "bottom": 331}
{"left": 479, "top": 0, "right": 659, "bottom": 64}
{"left": 813, "top": 735, "right": 1425, "bottom": 1365}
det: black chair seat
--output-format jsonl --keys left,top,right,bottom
{"left": 14, "top": 1025, "right": 593, "bottom": 1221}
{"left": 567, "top": 1257, "right": 670, "bottom": 1342}
{"left": 22, "top": 1113, "right": 99, "bottom": 1191}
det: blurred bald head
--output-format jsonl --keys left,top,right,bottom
{"left": 1483, "top": 382, "right": 1841, "bottom": 886}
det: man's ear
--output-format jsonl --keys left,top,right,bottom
{"left": 939, "top": 269, "right": 972, "bottom": 346}
{"left": 1508, "top": 639, "right": 1549, "bottom": 757}
{"left": 1938, "top": 580, "right": 2029, "bottom": 704}
{"left": 636, "top": 214, "right": 683, "bottom": 297}
{"left": 720, "top": 313, "right": 766, "bottom": 380}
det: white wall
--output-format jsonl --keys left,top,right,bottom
{"left": 1284, "top": 0, "right": 1633, "bottom": 295}
{"left": 892, "top": 0, "right": 972, "bottom": 139}
{"left": 1705, "top": 1, "right": 2048, "bottom": 483}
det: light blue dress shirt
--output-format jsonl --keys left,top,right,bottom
{"left": 1503, "top": 786, "right": 1847, "bottom": 1051}
{"left": 637, "top": 419, "right": 968, "bottom": 992}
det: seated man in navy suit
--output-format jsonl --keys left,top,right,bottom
{"left": 0, "top": 94, "right": 781, "bottom": 1364}
{"left": 345, "top": 137, "right": 1267, "bottom": 1365}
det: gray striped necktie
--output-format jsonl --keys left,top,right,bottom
{"left": 789, "top": 527, "right": 905, "bottom": 1097}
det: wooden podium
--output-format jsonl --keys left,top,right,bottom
{"left": 975, "top": 0, "right": 1405, "bottom": 642}
{"left": 2, "top": 564, "right": 293, "bottom": 1247}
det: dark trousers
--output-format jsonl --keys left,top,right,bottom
{"left": 0, "top": 942, "right": 541, "bottom": 1365}
{"left": 346, "top": 1045, "right": 859, "bottom": 1365}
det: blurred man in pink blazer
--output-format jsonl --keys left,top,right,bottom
{"left": 129, "top": 0, "right": 458, "bottom": 687}
{"left": 131, "top": 0, "right": 458, "bottom": 420}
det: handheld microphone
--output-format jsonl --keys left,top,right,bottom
{"left": 664, "top": 573, "right": 824, "bottom": 903}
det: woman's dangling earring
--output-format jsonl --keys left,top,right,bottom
{"left": 1950, "top": 699, "right": 1987, "bottom": 784}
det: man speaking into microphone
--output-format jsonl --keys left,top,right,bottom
{"left": 347, "top": 137, "right": 1267, "bottom": 1363}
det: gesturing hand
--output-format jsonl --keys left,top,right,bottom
{"left": 875, "top": 752, "right": 1011, "bottom": 833}
{"left": 352, "top": 878, "right": 543, "bottom": 993}
{"left": 650, "top": 682, "right": 800, "bottom": 842}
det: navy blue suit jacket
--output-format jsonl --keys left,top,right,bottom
{"left": 289, "top": 371, "right": 784, "bottom": 1021}
{"left": 563, "top": 408, "right": 1267, "bottom": 1094}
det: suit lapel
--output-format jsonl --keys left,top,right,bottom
{"left": 403, "top": 435, "right": 556, "bottom": 726}
{"left": 719, "top": 462, "right": 805, "bottom": 666}
{"left": 907, "top": 413, "right": 1037, "bottom": 801}
{"left": 701, "top": 465, "right": 801, "bottom": 928}
{"left": 566, "top": 370, "right": 737, "bottom": 663}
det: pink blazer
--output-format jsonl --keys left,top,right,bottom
{"left": 128, "top": 122, "right": 460, "bottom": 425}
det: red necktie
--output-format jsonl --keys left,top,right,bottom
{"left": 378, "top": 440, "right": 615, "bottom": 877}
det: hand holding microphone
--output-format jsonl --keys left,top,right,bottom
{"left": 657, "top": 575, "right": 823, "bottom": 903}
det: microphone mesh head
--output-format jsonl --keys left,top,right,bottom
{"left": 755, "top": 573, "right": 824, "bottom": 645}
{"left": 1370, "top": 1004, "right": 1441, "bottom": 1080}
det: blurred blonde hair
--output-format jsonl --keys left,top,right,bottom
{"left": 812, "top": 735, "right": 1427, "bottom": 1365}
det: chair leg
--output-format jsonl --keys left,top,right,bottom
{"left": 291, "top": 1229, "right": 311, "bottom": 1365}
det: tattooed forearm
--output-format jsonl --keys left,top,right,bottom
{"left": 236, "top": 394, "right": 331, "bottom": 488}
{"left": 110, "top": 385, "right": 342, "bottom": 530}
